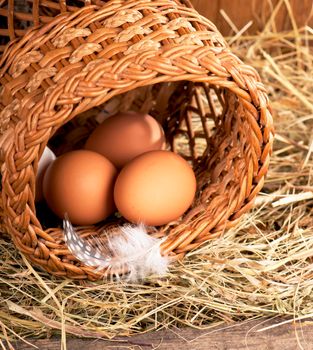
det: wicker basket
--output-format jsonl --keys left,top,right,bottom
{"left": 0, "top": 0, "right": 274, "bottom": 280}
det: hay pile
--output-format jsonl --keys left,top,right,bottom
{"left": 1, "top": 2, "right": 313, "bottom": 347}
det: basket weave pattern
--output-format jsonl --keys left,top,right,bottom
{"left": 0, "top": 0, "right": 274, "bottom": 279}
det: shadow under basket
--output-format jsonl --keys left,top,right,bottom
{"left": 0, "top": 0, "right": 274, "bottom": 280}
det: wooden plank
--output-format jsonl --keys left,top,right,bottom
{"left": 8, "top": 319, "right": 313, "bottom": 350}
{"left": 190, "top": 0, "right": 313, "bottom": 35}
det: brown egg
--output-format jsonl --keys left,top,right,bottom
{"left": 43, "top": 150, "right": 117, "bottom": 225}
{"left": 114, "top": 150, "right": 196, "bottom": 226}
{"left": 85, "top": 111, "right": 166, "bottom": 168}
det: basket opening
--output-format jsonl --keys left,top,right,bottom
{"left": 36, "top": 81, "right": 227, "bottom": 232}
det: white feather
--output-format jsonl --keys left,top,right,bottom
{"left": 63, "top": 217, "right": 169, "bottom": 281}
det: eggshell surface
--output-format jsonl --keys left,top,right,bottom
{"left": 114, "top": 150, "right": 196, "bottom": 226}
{"left": 43, "top": 150, "right": 117, "bottom": 225}
{"left": 85, "top": 112, "right": 166, "bottom": 168}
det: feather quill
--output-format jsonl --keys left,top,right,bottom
{"left": 63, "top": 216, "right": 169, "bottom": 281}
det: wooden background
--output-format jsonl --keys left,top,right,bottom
{"left": 9, "top": 319, "right": 313, "bottom": 349}
{"left": 190, "top": 0, "right": 313, "bottom": 35}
